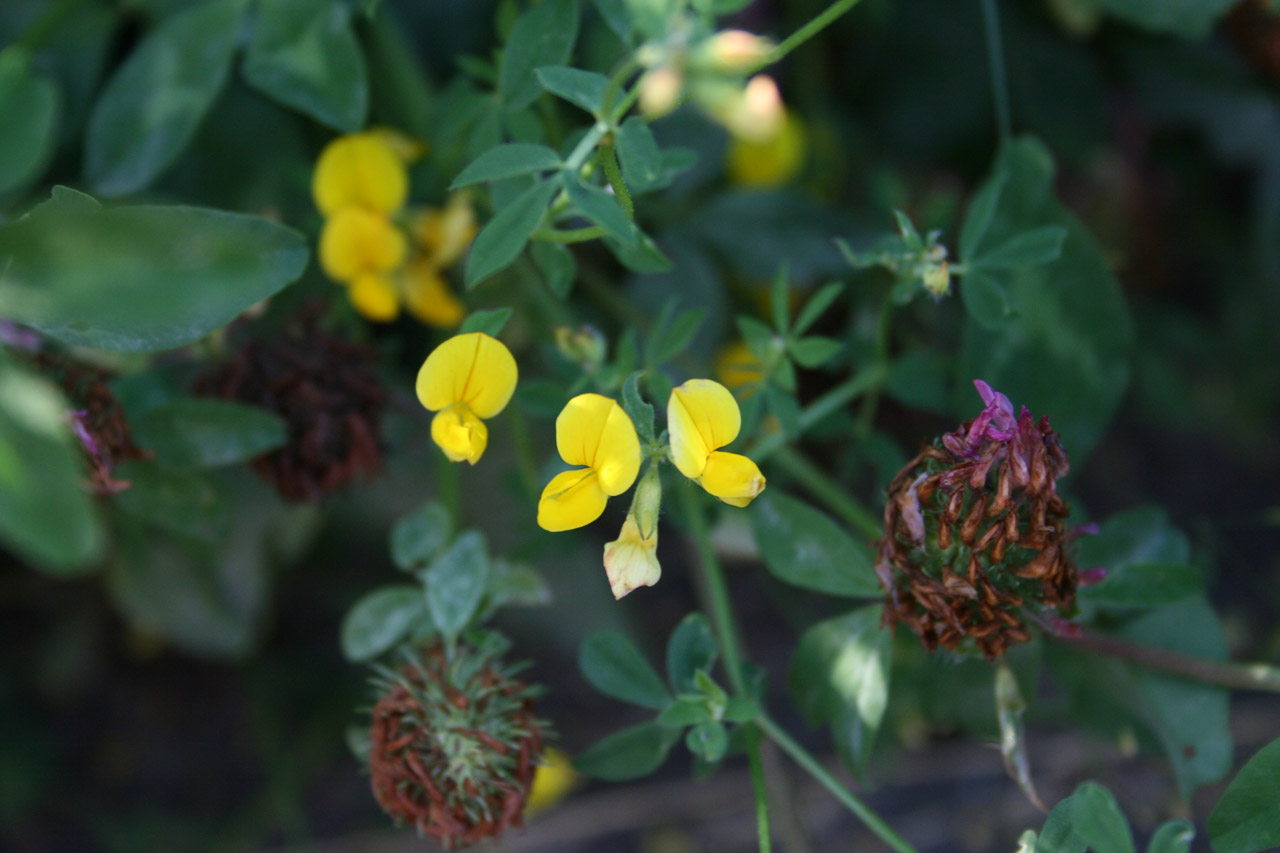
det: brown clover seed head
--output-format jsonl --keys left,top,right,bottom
{"left": 876, "top": 380, "right": 1076, "bottom": 660}
{"left": 367, "top": 641, "right": 546, "bottom": 849}
{"left": 196, "top": 303, "right": 385, "bottom": 501}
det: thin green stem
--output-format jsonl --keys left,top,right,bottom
{"left": 753, "top": 0, "right": 868, "bottom": 71}
{"left": 770, "top": 445, "right": 882, "bottom": 540}
{"left": 757, "top": 715, "right": 917, "bottom": 853}
{"left": 746, "top": 724, "right": 775, "bottom": 853}
{"left": 599, "top": 143, "right": 634, "bottom": 220}
{"left": 1047, "top": 630, "right": 1280, "bottom": 694}
{"left": 532, "top": 226, "right": 608, "bottom": 243}
{"left": 980, "top": 0, "right": 1012, "bottom": 141}
{"left": 746, "top": 363, "right": 888, "bottom": 461}
{"left": 602, "top": 57, "right": 641, "bottom": 122}
{"left": 565, "top": 123, "right": 608, "bottom": 172}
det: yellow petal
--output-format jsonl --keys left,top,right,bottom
{"left": 348, "top": 274, "right": 401, "bottom": 322}
{"left": 554, "top": 394, "right": 640, "bottom": 495}
{"left": 411, "top": 194, "right": 477, "bottom": 268}
{"left": 318, "top": 208, "right": 407, "bottom": 282}
{"left": 727, "top": 113, "right": 807, "bottom": 189}
{"left": 415, "top": 332, "right": 517, "bottom": 417}
{"left": 403, "top": 262, "right": 465, "bottom": 329}
{"left": 525, "top": 748, "right": 578, "bottom": 816}
{"left": 537, "top": 468, "right": 608, "bottom": 531}
{"left": 431, "top": 403, "right": 488, "bottom": 464}
{"left": 603, "top": 515, "right": 661, "bottom": 599}
{"left": 312, "top": 132, "right": 408, "bottom": 216}
{"left": 667, "top": 379, "right": 741, "bottom": 478}
{"left": 368, "top": 126, "right": 426, "bottom": 163}
{"left": 699, "top": 450, "right": 766, "bottom": 507}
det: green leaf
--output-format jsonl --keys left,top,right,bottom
{"left": 1208, "top": 736, "right": 1280, "bottom": 853}
{"left": 458, "top": 307, "right": 513, "bottom": 336}
{"left": 787, "top": 605, "right": 891, "bottom": 772}
{"left": 1093, "top": 0, "right": 1235, "bottom": 37}
{"left": 1078, "top": 562, "right": 1202, "bottom": 607}
{"left": 482, "top": 559, "right": 552, "bottom": 614}
{"left": 562, "top": 174, "right": 637, "bottom": 245}
{"left": 0, "top": 49, "right": 60, "bottom": 194}
{"left": 450, "top": 143, "right": 563, "bottom": 189}
{"left": 892, "top": 209, "right": 923, "bottom": 250}
{"left": 959, "top": 169, "right": 1007, "bottom": 262}
{"left": 955, "top": 136, "right": 1132, "bottom": 460}
{"left": 424, "top": 530, "right": 489, "bottom": 643}
{"left": 113, "top": 460, "right": 229, "bottom": 541}
{"left": 961, "top": 269, "right": 1013, "bottom": 329}
{"left": 647, "top": 308, "right": 705, "bottom": 367}
{"left": 465, "top": 179, "right": 558, "bottom": 288}
{"left": 971, "top": 226, "right": 1067, "bottom": 270}
{"left": 605, "top": 232, "right": 671, "bottom": 272}
{"left": 1036, "top": 793, "right": 1087, "bottom": 853}
{"left": 666, "top": 613, "right": 719, "bottom": 694}
{"left": 574, "top": 722, "right": 679, "bottom": 781}
{"left": 0, "top": 364, "right": 103, "bottom": 574}
{"left": 657, "top": 697, "right": 712, "bottom": 728}
{"left": 1146, "top": 819, "right": 1194, "bottom": 853}
{"left": 389, "top": 501, "right": 453, "bottom": 572}
{"left": 592, "top": 0, "right": 630, "bottom": 38}
{"left": 535, "top": 65, "right": 609, "bottom": 115}
{"left": 737, "top": 316, "right": 777, "bottom": 363}
{"left": 241, "top": 0, "right": 368, "bottom": 132}
{"left": 615, "top": 117, "right": 665, "bottom": 194}
{"left": 769, "top": 266, "right": 790, "bottom": 332}
{"left": 498, "top": 0, "right": 580, "bottom": 109}
{"left": 1076, "top": 506, "right": 1191, "bottom": 571}
{"left": 131, "top": 399, "right": 287, "bottom": 468}
{"left": 530, "top": 240, "right": 577, "bottom": 298}
{"left": 621, "top": 371, "right": 656, "bottom": 446}
{"left": 751, "top": 492, "right": 882, "bottom": 597}
{"left": 1070, "top": 782, "right": 1134, "bottom": 853}
{"left": 685, "top": 721, "right": 728, "bottom": 763}
{"left": 339, "top": 585, "right": 429, "bottom": 662}
{"left": 793, "top": 282, "right": 845, "bottom": 336}
{"left": 579, "top": 630, "right": 673, "bottom": 710}
{"left": 84, "top": 0, "right": 246, "bottom": 195}
{"left": 724, "top": 696, "right": 759, "bottom": 723}
{"left": 788, "top": 336, "right": 844, "bottom": 369}
{"left": 0, "top": 193, "right": 308, "bottom": 352}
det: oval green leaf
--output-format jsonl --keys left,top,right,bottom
{"left": 574, "top": 722, "right": 680, "bottom": 781}
{"left": 340, "top": 585, "right": 430, "bottom": 662}
{"left": 1208, "top": 736, "right": 1280, "bottom": 853}
{"left": 130, "top": 399, "right": 287, "bottom": 468}
{"left": 751, "top": 491, "right": 882, "bottom": 597}
{"left": 579, "top": 630, "right": 672, "bottom": 710}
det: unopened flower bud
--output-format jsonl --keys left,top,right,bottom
{"left": 716, "top": 75, "right": 785, "bottom": 143}
{"left": 923, "top": 259, "right": 950, "bottom": 298}
{"left": 701, "top": 30, "right": 773, "bottom": 73}
{"left": 639, "top": 67, "right": 684, "bottom": 119}
{"left": 603, "top": 512, "right": 660, "bottom": 600}
{"left": 553, "top": 325, "right": 607, "bottom": 372}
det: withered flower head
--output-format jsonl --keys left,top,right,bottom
{"left": 367, "top": 640, "right": 545, "bottom": 849}
{"left": 197, "top": 303, "right": 385, "bottom": 501}
{"left": 35, "top": 353, "right": 146, "bottom": 495}
{"left": 877, "top": 380, "right": 1075, "bottom": 659}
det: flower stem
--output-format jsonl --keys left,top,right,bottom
{"left": 756, "top": 714, "right": 917, "bottom": 853}
{"left": 746, "top": 724, "right": 775, "bottom": 853}
{"left": 754, "top": 0, "right": 868, "bottom": 71}
{"left": 980, "top": 0, "right": 1012, "bottom": 141}
{"left": 769, "top": 445, "right": 883, "bottom": 540}
{"left": 1047, "top": 629, "right": 1280, "bottom": 694}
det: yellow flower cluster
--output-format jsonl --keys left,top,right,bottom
{"left": 312, "top": 131, "right": 473, "bottom": 326}
{"left": 415, "top": 332, "right": 767, "bottom": 598}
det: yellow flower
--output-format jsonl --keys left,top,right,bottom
{"left": 525, "top": 748, "right": 578, "bottom": 816}
{"left": 538, "top": 394, "right": 641, "bottom": 532}
{"left": 668, "top": 379, "right": 766, "bottom": 507}
{"left": 402, "top": 261, "right": 465, "bottom": 328}
{"left": 410, "top": 193, "right": 477, "bottom": 268}
{"left": 604, "top": 514, "right": 660, "bottom": 599}
{"left": 318, "top": 207, "right": 408, "bottom": 283}
{"left": 727, "top": 111, "right": 807, "bottom": 188}
{"left": 714, "top": 340, "right": 765, "bottom": 397}
{"left": 312, "top": 132, "right": 408, "bottom": 217}
{"left": 416, "top": 333, "right": 518, "bottom": 464}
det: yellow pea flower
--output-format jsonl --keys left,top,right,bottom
{"left": 538, "top": 394, "right": 641, "bottom": 532}
{"left": 402, "top": 261, "right": 465, "bottom": 329}
{"left": 409, "top": 193, "right": 477, "bottom": 269}
{"left": 416, "top": 333, "right": 518, "bottom": 465}
{"left": 525, "top": 748, "right": 579, "bottom": 816}
{"left": 312, "top": 132, "right": 409, "bottom": 217}
{"left": 318, "top": 208, "right": 408, "bottom": 284}
{"left": 714, "top": 340, "right": 765, "bottom": 397}
{"left": 668, "top": 379, "right": 766, "bottom": 507}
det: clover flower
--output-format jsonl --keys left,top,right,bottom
{"left": 537, "top": 394, "right": 641, "bottom": 532}
{"left": 416, "top": 333, "right": 517, "bottom": 465}
{"left": 668, "top": 379, "right": 766, "bottom": 507}
{"left": 877, "top": 380, "right": 1076, "bottom": 659}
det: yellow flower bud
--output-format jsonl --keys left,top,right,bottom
{"left": 416, "top": 333, "right": 518, "bottom": 465}
{"left": 639, "top": 67, "right": 683, "bottom": 120}
{"left": 717, "top": 74, "right": 785, "bottom": 143}
{"left": 603, "top": 514, "right": 661, "bottom": 599}
{"left": 538, "top": 394, "right": 641, "bottom": 531}
{"left": 726, "top": 112, "right": 807, "bottom": 188}
{"left": 410, "top": 194, "right": 477, "bottom": 268}
{"left": 922, "top": 258, "right": 951, "bottom": 298}
{"left": 702, "top": 30, "right": 773, "bottom": 73}
{"left": 312, "top": 132, "right": 409, "bottom": 217}
{"left": 318, "top": 208, "right": 407, "bottom": 284}
{"left": 667, "top": 379, "right": 766, "bottom": 507}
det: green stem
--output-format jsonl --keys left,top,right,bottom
{"left": 746, "top": 363, "right": 888, "bottom": 461}
{"left": 599, "top": 143, "right": 634, "bottom": 220}
{"left": 746, "top": 724, "right": 775, "bottom": 853}
{"left": 566, "top": 123, "right": 608, "bottom": 172}
{"left": 754, "top": 0, "right": 868, "bottom": 71}
{"left": 1048, "top": 630, "right": 1280, "bottom": 694}
{"left": 770, "top": 445, "right": 882, "bottom": 540}
{"left": 532, "top": 226, "right": 609, "bottom": 243}
{"left": 980, "top": 0, "right": 1012, "bottom": 141}
{"left": 757, "top": 715, "right": 917, "bottom": 853}
{"left": 602, "top": 57, "right": 641, "bottom": 122}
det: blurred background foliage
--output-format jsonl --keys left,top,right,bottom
{"left": 2, "top": 0, "right": 1279, "bottom": 850}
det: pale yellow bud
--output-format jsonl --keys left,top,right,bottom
{"left": 639, "top": 67, "right": 684, "bottom": 119}
{"left": 603, "top": 515, "right": 660, "bottom": 599}
{"left": 703, "top": 30, "right": 772, "bottom": 73}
